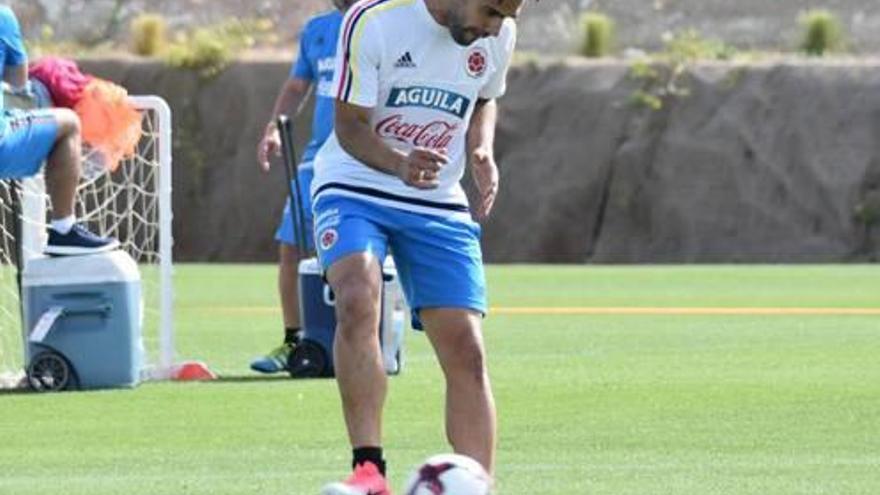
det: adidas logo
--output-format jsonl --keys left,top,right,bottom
{"left": 394, "top": 51, "right": 416, "bottom": 68}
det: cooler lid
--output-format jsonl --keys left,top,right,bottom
{"left": 23, "top": 250, "right": 141, "bottom": 287}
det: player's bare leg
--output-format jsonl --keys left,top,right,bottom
{"left": 321, "top": 252, "right": 391, "bottom": 495}
{"left": 41, "top": 108, "right": 118, "bottom": 255}
{"left": 326, "top": 252, "right": 386, "bottom": 449}
{"left": 44, "top": 108, "right": 81, "bottom": 219}
{"left": 421, "top": 308, "right": 497, "bottom": 474}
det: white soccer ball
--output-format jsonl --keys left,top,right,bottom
{"left": 403, "top": 453, "right": 492, "bottom": 495}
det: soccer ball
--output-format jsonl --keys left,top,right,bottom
{"left": 403, "top": 453, "right": 492, "bottom": 495}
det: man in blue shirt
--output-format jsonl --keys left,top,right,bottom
{"left": 0, "top": 6, "right": 116, "bottom": 255}
{"left": 251, "top": 0, "right": 354, "bottom": 373}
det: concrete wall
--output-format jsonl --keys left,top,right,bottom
{"left": 77, "top": 59, "right": 880, "bottom": 262}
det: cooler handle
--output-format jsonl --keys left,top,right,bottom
{"left": 62, "top": 303, "right": 112, "bottom": 317}
{"left": 28, "top": 304, "right": 112, "bottom": 344}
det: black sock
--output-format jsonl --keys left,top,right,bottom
{"left": 352, "top": 446, "right": 386, "bottom": 475}
{"left": 284, "top": 327, "right": 301, "bottom": 345}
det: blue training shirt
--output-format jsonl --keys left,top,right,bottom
{"left": 0, "top": 6, "right": 28, "bottom": 135}
{"left": 291, "top": 10, "right": 342, "bottom": 164}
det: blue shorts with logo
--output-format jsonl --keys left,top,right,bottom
{"left": 275, "top": 165, "right": 315, "bottom": 249}
{"left": 0, "top": 109, "right": 58, "bottom": 180}
{"left": 313, "top": 194, "right": 487, "bottom": 330}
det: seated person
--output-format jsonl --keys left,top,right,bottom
{"left": 0, "top": 6, "right": 116, "bottom": 255}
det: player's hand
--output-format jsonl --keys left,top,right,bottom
{"left": 471, "top": 147, "right": 499, "bottom": 220}
{"left": 397, "top": 147, "right": 448, "bottom": 189}
{"left": 257, "top": 124, "right": 281, "bottom": 172}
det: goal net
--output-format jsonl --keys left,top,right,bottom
{"left": 0, "top": 96, "right": 174, "bottom": 388}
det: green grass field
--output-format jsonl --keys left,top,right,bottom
{"left": 2, "top": 264, "right": 879, "bottom": 494}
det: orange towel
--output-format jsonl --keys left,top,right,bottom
{"left": 74, "top": 79, "right": 142, "bottom": 172}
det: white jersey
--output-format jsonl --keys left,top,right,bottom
{"left": 311, "top": 0, "right": 516, "bottom": 219}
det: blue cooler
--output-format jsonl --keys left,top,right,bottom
{"left": 292, "top": 257, "right": 406, "bottom": 378}
{"left": 22, "top": 251, "right": 143, "bottom": 391}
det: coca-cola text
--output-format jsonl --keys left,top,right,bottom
{"left": 375, "top": 114, "right": 459, "bottom": 150}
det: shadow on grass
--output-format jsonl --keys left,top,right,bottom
{"left": 211, "top": 374, "right": 333, "bottom": 383}
{"left": 0, "top": 374, "right": 333, "bottom": 395}
{"left": 0, "top": 386, "right": 31, "bottom": 396}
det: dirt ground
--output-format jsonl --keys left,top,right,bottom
{"left": 12, "top": 0, "right": 880, "bottom": 55}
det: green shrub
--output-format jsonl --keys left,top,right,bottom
{"left": 662, "top": 29, "right": 735, "bottom": 62}
{"left": 25, "top": 25, "right": 89, "bottom": 58}
{"left": 130, "top": 13, "right": 167, "bottom": 56}
{"left": 629, "top": 90, "right": 663, "bottom": 110}
{"left": 799, "top": 9, "right": 844, "bottom": 56}
{"left": 164, "top": 19, "right": 273, "bottom": 78}
{"left": 580, "top": 12, "right": 615, "bottom": 58}
{"left": 855, "top": 192, "right": 880, "bottom": 226}
{"left": 165, "top": 29, "right": 231, "bottom": 78}
{"left": 626, "top": 30, "right": 735, "bottom": 111}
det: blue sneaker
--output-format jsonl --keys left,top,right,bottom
{"left": 45, "top": 224, "right": 120, "bottom": 256}
{"left": 249, "top": 343, "right": 294, "bottom": 374}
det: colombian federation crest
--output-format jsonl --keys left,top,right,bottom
{"left": 319, "top": 228, "right": 338, "bottom": 251}
{"left": 466, "top": 47, "right": 487, "bottom": 78}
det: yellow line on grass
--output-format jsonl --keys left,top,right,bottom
{"left": 491, "top": 307, "right": 880, "bottom": 316}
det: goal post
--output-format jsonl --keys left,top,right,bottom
{"left": 0, "top": 95, "right": 177, "bottom": 387}
{"left": 136, "top": 95, "right": 176, "bottom": 378}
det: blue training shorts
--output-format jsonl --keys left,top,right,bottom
{"left": 0, "top": 109, "right": 58, "bottom": 180}
{"left": 313, "top": 194, "right": 487, "bottom": 330}
{"left": 275, "top": 165, "right": 315, "bottom": 249}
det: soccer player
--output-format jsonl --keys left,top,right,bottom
{"left": 312, "top": 0, "right": 523, "bottom": 493}
{"left": 251, "top": 0, "right": 357, "bottom": 374}
{"left": 0, "top": 6, "right": 117, "bottom": 255}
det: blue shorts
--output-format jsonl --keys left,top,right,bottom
{"left": 313, "top": 194, "right": 487, "bottom": 330}
{"left": 275, "top": 165, "right": 315, "bottom": 249}
{"left": 0, "top": 109, "right": 58, "bottom": 180}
